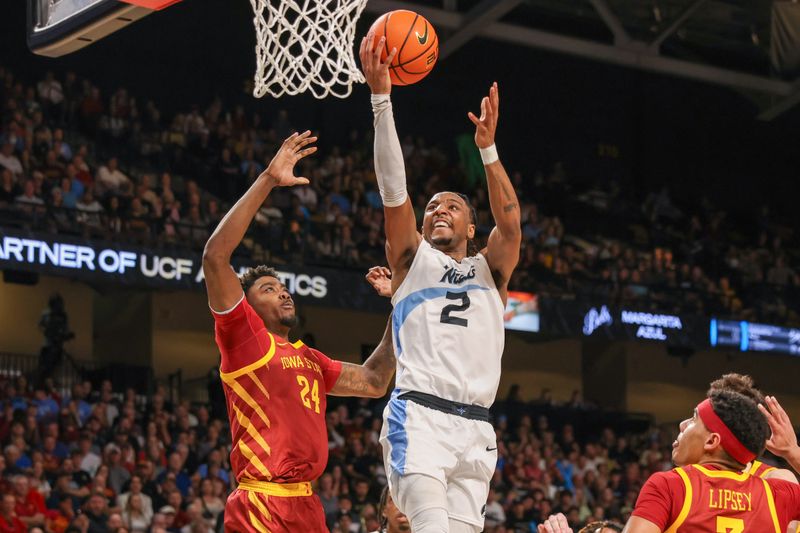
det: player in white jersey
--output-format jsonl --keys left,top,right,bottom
{"left": 360, "top": 32, "right": 522, "bottom": 533}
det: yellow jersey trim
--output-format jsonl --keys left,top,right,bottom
{"left": 238, "top": 479, "right": 313, "bottom": 497}
{"left": 694, "top": 464, "right": 750, "bottom": 481}
{"left": 665, "top": 467, "right": 693, "bottom": 533}
{"left": 239, "top": 440, "right": 272, "bottom": 480}
{"left": 762, "top": 478, "right": 782, "bottom": 533}
{"left": 248, "top": 510, "right": 271, "bottom": 533}
{"left": 220, "top": 332, "right": 277, "bottom": 380}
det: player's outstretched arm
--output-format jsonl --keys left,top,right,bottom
{"left": 359, "top": 32, "right": 420, "bottom": 281}
{"left": 470, "top": 83, "right": 521, "bottom": 302}
{"left": 329, "top": 318, "right": 395, "bottom": 398}
{"left": 203, "top": 131, "right": 317, "bottom": 311}
{"left": 759, "top": 395, "right": 800, "bottom": 472}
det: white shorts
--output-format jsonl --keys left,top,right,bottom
{"left": 379, "top": 391, "right": 498, "bottom": 528}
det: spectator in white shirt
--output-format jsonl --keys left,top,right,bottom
{"left": 76, "top": 189, "right": 104, "bottom": 228}
{"left": 76, "top": 434, "right": 101, "bottom": 476}
{"left": 96, "top": 157, "right": 132, "bottom": 196}
{"left": 15, "top": 179, "right": 45, "bottom": 212}
{"left": 0, "top": 142, "right": 23, "bottom": 177}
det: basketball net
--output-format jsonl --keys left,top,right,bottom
{"left": 250, "top": 0, "right": 368, "bottom": 99}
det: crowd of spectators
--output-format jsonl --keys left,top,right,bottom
{"left": 0, "top": 372, "right": 676, "bottom": 533}
{"left": 0, "top": 66, "right": 798, "bottom": 324}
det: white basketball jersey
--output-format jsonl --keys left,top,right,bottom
{"left": 391, "top": 239, "right": 505, "bottom": 407}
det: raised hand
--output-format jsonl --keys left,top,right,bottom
{"left": 359, "top": 31, "right": 397, "bottom": 95}
{"left": 468, "top": 82, "right": 500, "bottom": 149}
{"left": 366, "top": 266, "right": 393, "bottom": 298}
{"left": 537, "top": 513, "right": 573, "bottom": 533}
{"left": 263, "top": 130, "right": 318, "bottom": 187}
{"left": 758, "top": 395, "right": 799, "bottom": 459}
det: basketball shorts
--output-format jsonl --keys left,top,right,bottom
{"left": 379, "top": 391, "right": 498, "bottom": 528}
{"left": 224, "top": 485, "right": 327, "bottom": 532}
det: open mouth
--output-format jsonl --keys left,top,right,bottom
{"left": 433, "top": 219, "right": 451, "bottom": 229}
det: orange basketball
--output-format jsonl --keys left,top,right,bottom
{"left": 368, "top": 10, "right": 439, "bottom": 86}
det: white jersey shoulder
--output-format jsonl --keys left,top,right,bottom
{"left": 390, "top": 239, "right": 505, "bottom": 407}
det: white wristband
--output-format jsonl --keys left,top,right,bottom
{"left": 479, "top": 144, "right": 499, "bottom": 165}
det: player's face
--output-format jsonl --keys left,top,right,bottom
{"left": 672, "top": 408, "right": 710, "bottom": 466}
{"left": 422, "top": 192, "right": 475, "bottom": 251}
{"left": 383, "top": 493, "right": 410, "bottom": 532}
{"left": 246, "top": 276, "right": 298, "bottom": 331}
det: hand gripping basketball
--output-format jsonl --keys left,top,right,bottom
{"left": 360, "top": 31, "right": 398, "bottom": 95}
{"left": 263, "top": 131, "right": 318, "bottom": 187}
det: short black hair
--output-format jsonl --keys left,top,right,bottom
{"left": 377, "top": 485, "right": 390, "bottom": 531}
{"left": 707, "top": 373, "right": 765, "bottom": 404}
{"left": 455, "top": 193, "right": 478, "bottom": 225}
{"left": 455, "top": 193, "right": 479, "bottom": 257}
{"left": 239, "top": 265, "right": 280, "bottom": 293}
{"left": 709, "top": 389, "right": 769, "bottom": 462}
{"left": 579, "top": 521, "right": 624, "bottom": 533}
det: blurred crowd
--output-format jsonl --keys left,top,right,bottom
{"left": 1, "top": 66, "right": 798, "bottom": 323}
{"left": 0, "top": 372, "right": 675, "bottom": 533}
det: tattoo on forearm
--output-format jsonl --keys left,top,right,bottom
{"left": 334, "top": 365, "right": 371, "bottom": 395}
{"left": 504, "top": 203, "right": 518, "bottom": 213}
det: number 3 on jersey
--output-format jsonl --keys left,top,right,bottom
{"left": 716, "top": 516, "right": 744, "bottom": 533}
{"left": 296, "top": 375, "right": 320, "bottom": 413}
{"left": 440, "top": 291, "right": 471, "bottom": 327}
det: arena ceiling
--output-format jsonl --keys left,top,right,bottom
{"left": 364, "top": 0, "right": 800, "bottom": 119}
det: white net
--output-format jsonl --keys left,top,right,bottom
{"left": 250, "top": 0, "right": 368, "bottom": 99}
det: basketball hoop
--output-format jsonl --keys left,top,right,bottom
{"left": 249, "top": 0, "right": 368, "bottom": 99}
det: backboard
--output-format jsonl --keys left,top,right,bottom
{"left": 27, "top": 0, "right": 179, "bottom": 57}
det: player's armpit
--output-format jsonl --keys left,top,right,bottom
{"left": 622, "top": 516, "right": 663, "bottom": 533}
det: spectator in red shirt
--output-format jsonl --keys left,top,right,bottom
{"left": 0, "top": 494, "right": 26, "bottom": 533}
{"left": 12, "top": 475, "right": 46, "bottom": 529}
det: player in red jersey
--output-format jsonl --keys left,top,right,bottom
{"left": 537, "top": 375, "right": 800, "bottom": 533}
{"left": 626, "top": 374, "right": 800, "bottom": 532}
{"left": 202, "top": 130, "right": 397, "bottom": 533}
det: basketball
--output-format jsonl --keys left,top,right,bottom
{"left": 368, "top": 10, "right": 439, "bottom": 86}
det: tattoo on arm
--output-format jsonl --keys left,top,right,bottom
{"left": 333, "top": 364, "right": 372, "bottom": 396}
{"left": 503, "top": 203, "right": 518, "bottom": 212}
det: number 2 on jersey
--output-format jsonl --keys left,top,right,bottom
{"left": 440, "top": 291, "right": 470, "bottom": 327}
{"left": 296, "top": 375, "right": 320, "bottom": 413}
{"left": 716, "top": 516, "right": 744, "bottom": 533}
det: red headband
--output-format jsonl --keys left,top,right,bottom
{"left": 697, "top": 398, "right": 756, "bottom": 465}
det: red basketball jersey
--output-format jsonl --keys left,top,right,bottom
{"left": 744, "top": 460, "right": 776, "bottom": 479}
{"left": 633, "top": 464, "right": 800, "bottom": 532}
{"left": 212, "top": 296, "right": 342, "bottom": 484}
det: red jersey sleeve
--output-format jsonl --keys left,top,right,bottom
{"left": 767, "top": 478, "right": 800, "bottom": 523}
{"left": 211, "top": 295, "right": 274, "bottom": 372}
{"left": 309, "top": 348, "right": 343, "bottom": 391}
{"left": 632, "top": 470, "right": 686, "bottom": 530}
